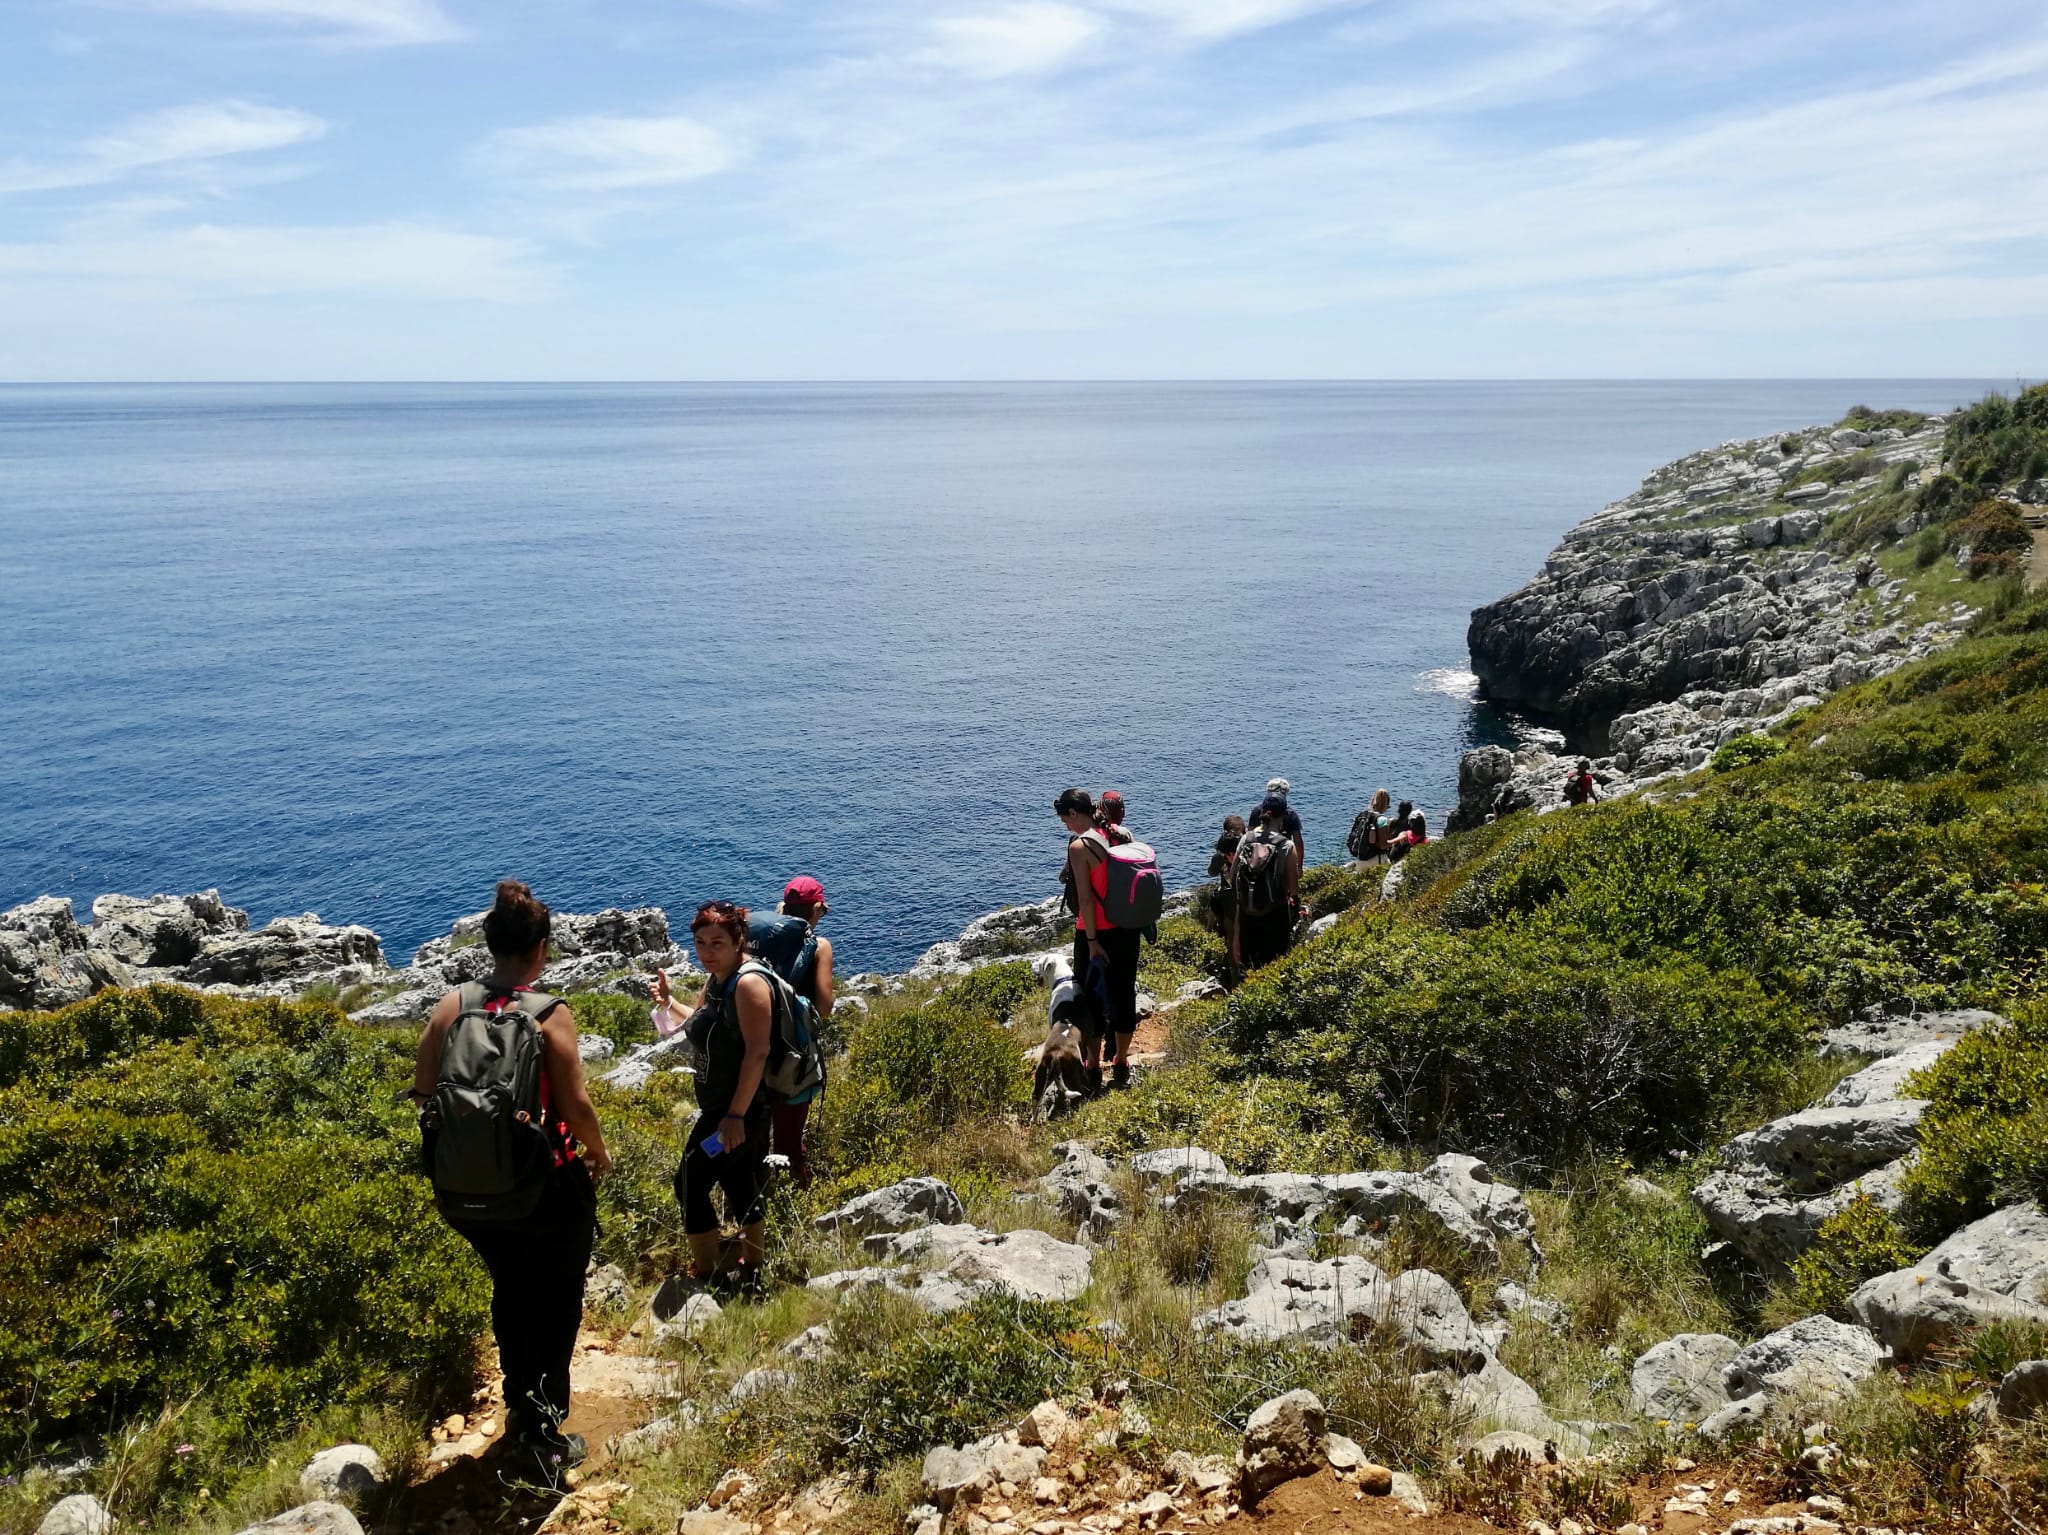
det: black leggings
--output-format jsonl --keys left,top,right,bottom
{"left": 675, "top": 1113, "right": 770, "bottom": 1235}
{"left": 447, "top": 1162, "right": 596, "bottom": 1441}
{"left": 1073, "top": 926, "right": 1141, "bottom": 1044}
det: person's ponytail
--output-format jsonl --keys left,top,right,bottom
{"left": 483, "top": 878, "right": 551, "bottom": 959}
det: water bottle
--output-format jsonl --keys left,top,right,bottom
{"left": 701, "top": 1130, "right": 725, "bottom": 1157}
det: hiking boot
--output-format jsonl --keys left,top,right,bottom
{"left": 1110, "top": 1060, "right": 1131, "bottom": 1090}
{"left": 1085, "top": 1065, "right": 1105, "bottom": 1098}
{"left": 713, "top": 1263, "right": 764, "bottom": 1302}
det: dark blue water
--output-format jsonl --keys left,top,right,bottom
{"left": 0, "top": 382, "right": 1995, "bottom": 972}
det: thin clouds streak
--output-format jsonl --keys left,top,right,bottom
{"left": 0, "top": 101, "right": 326, "bottom": 195}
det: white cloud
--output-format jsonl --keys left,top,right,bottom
{"left": 480, "top": 113, "right": 733, "bottom": 191}
{"left": 129, "top": 0, "right": 461, "bottom": 44}
{"left": 0, "top": 101, "right": 327, "bottom": 195}
{"left": 0, "top": 221, "right": 542, "bottom": 300}
{"left": 928, "top": 3, "right": 1103, "bottom": 76}
{"left": 1097, "top": 0, "right": 1365, "bottom": 39}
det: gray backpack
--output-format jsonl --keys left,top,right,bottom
{"left": 427, "top": 982, "right": 561, "bottom": 1222}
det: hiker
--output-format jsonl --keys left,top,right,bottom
{"left": 654, "top": 900, "right": 775, "bottom": 1297}
{"left": 1391, "top": 811, "right": 1430, "bottom": 860}
{"left": 1057, "top": 787, "right": 1142, "bottom": 1093}
{"left": 1235, "top": 796, "right": 1301, "bottom": 970}
{"left": 1249, "top": 777, "right": 1306, "bottom": 868}
{"left": 1346, "top": 788, "right": 1395, "bottom": 865}
{"left": 747, "top": 876, "right": 834, "bottom": 1186}
{"left": 1564, "top": 758, "right": 1602, "bottom": 806}
{"left": 1208, "top": 813, "right": 1248, "bottom": 974}
{"left": 413, "top": 880, "right": 611, "bottom": 1471}
{"left": 1098, "top": 790, "right": 1135, "bottom": 847}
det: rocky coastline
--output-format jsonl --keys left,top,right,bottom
{"left": 1452, "top": 411, "right": 1977, "bottom": 828}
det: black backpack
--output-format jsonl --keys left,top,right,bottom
{"left": 1233, "top": 826, "right": 1294, "bottom": 918}
{"left": 1346, "top": 810, "right": 1377, "bottom": 860}
{"left": 426, "top": 983, "right": 561, "bottom": 1223}
{"left": 747, "top": 911, "right": 819, "bottom": 1001}
{"left": 713, "top": 960, "right": 827, "bottom": 1106}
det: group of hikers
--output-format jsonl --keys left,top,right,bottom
{"left": 406, "top": 774, "right": 1433, "bottom": 1473}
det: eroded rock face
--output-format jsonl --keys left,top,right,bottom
{"left": 1425, "top": 1355, "right": 1589, "bottom": 1454}
{"left": 88, "top": 889, "right": 248, "bottom": 967}
{"left": 1722, "top": 1315, "right": 1888, "bottom": 1402}
{"left": 848, "top": 1223, "right": 1095, "bottom": 1305}
{"left": 1630, "top": 1333, "right": 1741, "bottom": 1422}
{"left": 1849, "top": 1202, "right": 2048, "bottom": 1357}
{"left": 1038, "top": 1142, "right": 1123, "bottom": 1240}
{"left": 815, "top": 1177, "right": 966, "bottom": 1237}
{"left": 1820, "top": 1008, "right": 2002, "bottom": 1059}
{"left": 183, "top": 913, "right": 385, "bottom": 986}
{"left": 1694, "top": 1100, "right": 1928, "bottom": 1271}
{"left": 1172, "top": 1153, "right": 1539, "bottom": 1269}
{"left": 1192, "top": 1255, "right": 1489, "bottom": 1370}
{"left": 1, "top": 896, "right": 118, "bottom": 1010}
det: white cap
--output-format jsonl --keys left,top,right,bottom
{"left": 1266, "top": 777, "right": 1291, "bottom": 797}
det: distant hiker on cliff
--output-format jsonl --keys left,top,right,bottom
{"left": 746, "top": 877, "right": 834, "bottom": 1186}
{"left": 1390, "top": 810, "right": 1430, "bottom": 860}
{"left": 1057, "top": 788, "right": 1160, "bottom": 1093}
{"left": 1234, "top": 797, "right": 1301, "bottom": 970}
{"left": 414, "top": 879, "right": 611, "bottom": 1473}
{"left": 653, "top": 900, "right": 818, "bottom": 1298}
{"left": 1564, "top": 759, "right": 1602, "bottom": 806}
{"left": 1250, "top": 777, "right": 1306, "bottom": 868}
{"left": 1346, "top": 788, "right": 1395, "bottom": 865}
{"left": 1208, "top": 813, "right": 1248, "bottom": 976}
{"left": 1097, "top": 790, "right": 1135, "bottom": 846}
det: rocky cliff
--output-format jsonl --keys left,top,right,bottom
{"left": 1454, "top": 411, "right": 1978, "bottom": 828}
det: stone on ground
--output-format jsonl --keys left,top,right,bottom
{"left": 921, "top": 1437, "right": 1046, "bottom": 1510}
{"left": 583, "top": 1262, "right": 630, "bottom": 1312}
{"left": 1998, "top": 1360, "right": 2048, "bottom": 1420}
{"left": 231, "top": 1504, "right": 364, "bottom": 1535}
{"left": 36, "top": 1495, "right": 115, "bottom": 1535}
{"left": 1630, "top": 1333, "right": 1741, "bottom": 1421}
{"left": 1038, "top": 1143, "right": 1122, "bottom": 1240}
{"left": 1723, "top": 1315, "right": 1889, "bottom": 1402}
{"left": 1849, "top": 1202, "right": 2048, "bottom": 1357}
{"left": 298, "top": 1444, "right": 387, "bottom": 1501}
{"left": 1130, "top": 1147, "right": 1228, "bottom": 1184}
{"left": 1017, "top": 1400, "right": 1070, "bottom": 1448}
{"left": 1194, "top": 1255, "right": 1488, "bottom": 1370}
{"left": 862, "top": 1224, "right": 1093, "bottom": 1302}
{"left": 1235, "top": 1389, "right": 1327, "bottom": 1503}
{"left": 816, "top": 1177, "right": 966, "bottom": 1236}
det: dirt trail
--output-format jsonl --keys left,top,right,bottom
{"left": 2028, "top": 514, "right": 2048, "bottom": 591}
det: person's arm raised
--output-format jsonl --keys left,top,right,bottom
{"left": 540, "top": 1004, "right": 613, "bottom": 1176}
{"left": 720, "top": 971, "right": 774, "bottom": 1150}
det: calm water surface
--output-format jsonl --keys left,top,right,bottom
{"left": 0, "top": 381, "right": 1996, "bottom": 971}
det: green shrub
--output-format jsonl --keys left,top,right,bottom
{"left": 1711, "top": 733, "right": 1787, "bottom": 773}
{"left": 1297, "top": 861, "right": 1384, "bottom": 918}
{"left": 1943, "top": 384, "right": 2048, "bottom": 489}
{"left": 1787, "top": 1194, "right": 1926, "bottom": 1317}
{"left": 810, "top": 964, "right": 1036, "bottom": 1175}
{"left": 564, "top": 989, "right": 659, "bottom": 1049}
{"left": 1219, "top": 915, "right": 1811, "bottom": 1169}
{"left": 1900, "top": 1001, "right": 2048, "bottom": 1234}
{"left": 1144, "top": 915, "right": 1227, "bottom": 984}
{"left": 0, "top": 987, "right": 485, "bottom": 1467}
{"left": 718, "top": 1290, "right": 1084, "bottom": 1485}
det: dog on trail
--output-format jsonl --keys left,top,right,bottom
{"left": 1030, "top": 953, "right": 1090, "bottom": 1120}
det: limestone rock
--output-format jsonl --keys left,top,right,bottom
{"left": 231, "top": 1504, "right": 364, "bottom": 1535}
{"left": 1236, "top": 1389, "right": 1326, "bottom": 1502}
{"left": 611, "top": 1412, "right": 692, "bottom": 1459}
{"left": 1194, "top": 1255, "right": 1487, "bottom": 1369}
{"left": 1849, "top": 1202, "right": 2048, "bottom": 1356}
{"left": 1017, "top": 1400, "right": 1070, "bottom": 1448}
{"left": 1387, "top": 1472, "right": 1431, "bottom": 1515}
{"left": 298, "top": 1444, "right": 387, "bottom": 1502}
{"left": 862, "top": 1224, "right": 1093, "bottom": 1303}
{"left": 1694, "top": 1101, "right": 1927, "bottom": 1270}
{"left": 816, "top": 1177, "right": 966, "bottom": 1236}
{"left": 1997, "top": 1360, "right": 2048, "bottom": 1420}
{"left": 1429, "top": 1356, "right": 1587, "bottom": 1453}
{"left": 1630, "top": 1333, "right": 1740, "bottom": 1421}
{"left": 655, "top": 1291, "right": 725, "bottom": 1344}
{"left": 184, "top": 913, "right": 384, "bottom": 986}
{"left": 1722, "top": 1315, "right": 1888, "bottom": 1402}
{"left": 1131, "top": 1147, "right": 1229, "bottom": 1185}
{"left": 1817, "top": 1040, "right": 1957, "bottom": 1107}
{"left": 576, "top": 1033, "right": 616, "bottom": 1062}
{"left": 88, "top": 889, "right": 247, "bottom": 967}
{"left": 36, "top": 1495, "right": 115, "bottom": 1535}
{"left": 1038, "top": 1142, "right": 1122, "bottom": 1239}
{"left": 1820, "top": 1008, "right": 2002, "bottom": 1059}
{"left": 730, "top": 1368, "right": 793, "bottom": 1403}
{"left": 921, "top": 1438, "right": 1046, "bottom": 1510}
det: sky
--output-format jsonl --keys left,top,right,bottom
{"left": 1, "top": 0, "right": 2045, "bottom": 380}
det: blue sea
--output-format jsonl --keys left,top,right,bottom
{"left": 0, "top": 381, "right": 1998, "bottom": 974}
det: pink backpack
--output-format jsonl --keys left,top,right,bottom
{"left": 1101, "top": 840, "right": 1165, "bottom": 929}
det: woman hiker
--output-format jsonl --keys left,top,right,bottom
{"left": 414, "top": 880, "right": 612, "bottom": 1471}
{"left": 1057, "top": 787, "right": 1140, "bottom": 1093}
{"left": 654, "top": 900, "right": 774, "bottom": 1296}
{"left": 767, "top": 875, "right": 834, "bottom": 1186}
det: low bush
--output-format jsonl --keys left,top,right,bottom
{"left": 1297, "top": 861, "right": 1384, "bottom": 918}
{"left": 1899, "top": 1000, "right": 2048, "bottom": 1234}
{"left": 0, "top": 986, "right": 484, "bottom": 1510}
{"left": 563, "top": 989, "right": 660, "bottom": 1050}
{"left": 809, "top": 963, "right": 1037, "bottom": 1178}
{"left": 1786, "top": 1194, "right": 1926, "bottom": 1318}
{"left": 1711, "top": 733, "right": 1787, "bottom": 773}
{"left": 1220, "top": 915, "right": 1811, "bottom": 1170}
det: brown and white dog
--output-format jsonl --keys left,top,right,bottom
{"left": 1030, "top": 953, "right": 1089, "bottom": 1120}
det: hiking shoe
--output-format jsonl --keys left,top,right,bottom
{"left": 1110, "top": 1061, "right": 1131, "bottom": 1090}
{"left": 1085, "top": 1065, "right": 1105, "bottom": 1098}
{"left": 517, "top": 1430, "right": 587, "bottom": 1472}
{"left": 713, "top": 1264, "right": 764, "bottom": 1302}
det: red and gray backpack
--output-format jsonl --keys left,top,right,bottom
{"left": 425, "top": 983, "right": 564, "bottom": 1223}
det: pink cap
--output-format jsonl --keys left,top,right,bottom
{"left": 783, "top": 876, "right": 826, "bottom": 906}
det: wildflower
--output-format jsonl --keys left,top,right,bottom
{"left": 175, "top": 1444, "right": 196, "bottom": 1455}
